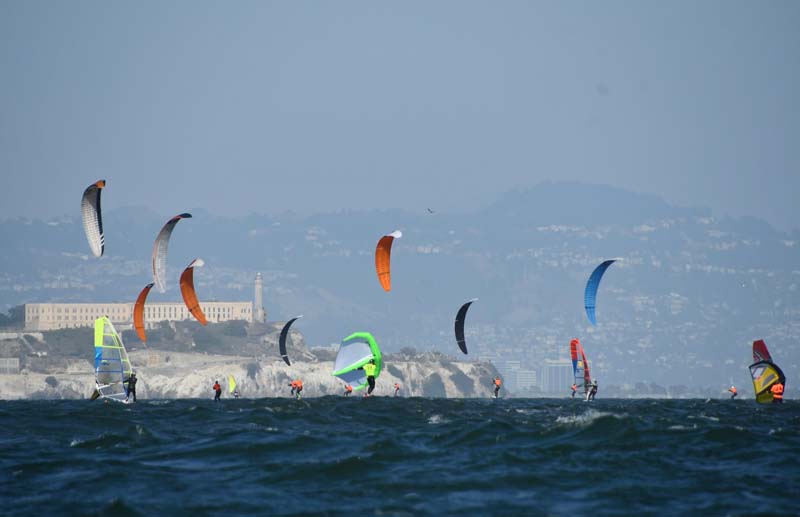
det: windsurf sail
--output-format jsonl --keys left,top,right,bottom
{"left": 454, "top": 298, "right": 478, "bottom": 354}
{"left": 228, "top": 375, "right": 237, "bottom": 394}
{"left": 570, "top": 338, "right": 591, "bottom": 396}
{"left": 133, "top": 283, "right": 154, "bottom": 343}
{"left": 332, "top": 332, "right": 382, "bottom": 391}
{"left": 93, "top": 317, "right": 133, "bottom": 402}
{"left": 375, "top": 230, "right": 402, "bottom": 291}
{"left": 279, "top": 316, "right": 303, "bottom": 366}
{"left": 152, "top": 213, "right": 192, "bottom": 293}
{"left": 749, "top": 339, "right": 786, "bottom": 404}
{"left": 81, "top": 180, "right": 106, "bottom": 258}
{"left": 180, "top": 258, "right": 207, "bottom": 325}
{"left": 584, "top": 259, "right": 620, "bottom": 325}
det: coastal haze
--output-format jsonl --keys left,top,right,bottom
{"left": 0, "top": 182, "right": 798, "bottom": 395}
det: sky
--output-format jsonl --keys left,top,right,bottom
{"left": 1, "top": 1, "right": 798, "bottom": 230}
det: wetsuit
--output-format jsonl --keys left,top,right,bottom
{"left": 771, "top": 383, "right": 784, "bottom": 404}
{"left": 213, "top": 382, "right": 221, "bottom": 401}
{"left": 588, "top": 382, "right": 598, "bottom": 401}
{"left": 126, "top": 374, "right": 137, "bottom": 402}
{"left": 394, "top": 384, "right": 400, "bottom": 397}
{"left": 363, "top": 363, "right": 377, "bottom": 396}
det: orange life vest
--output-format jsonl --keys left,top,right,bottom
{"left": 729, "top": 387, "right": 737, "bottom": 394}
{"left": 771, "top": 383, "right": 784, "bottom": 400}
{"left": 345, "top": 385, "right": 353, "bottom": 392}
{"left": 494, "top": 379, "right": 501, "bottom": 387}
{"left": 296, "top": 380, "right": 303, "bottom": 389}
{"left": 572, "top": 384, "right": 577, "bottom": 391}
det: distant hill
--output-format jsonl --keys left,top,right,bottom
{"left": 0, "top": 182, "right": 797, "bottom": 389}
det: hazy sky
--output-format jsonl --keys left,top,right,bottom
{"left": 1, "top": 1, "right": 798, "bottom": 230}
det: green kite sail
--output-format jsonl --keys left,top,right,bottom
{"left": 332, "top": 332, "right": 382, "bottom": 391}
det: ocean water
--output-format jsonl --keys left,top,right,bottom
{"left": 1, "top": 398, "right": 798, "bottom": 516}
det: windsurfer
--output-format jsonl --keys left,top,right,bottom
{"left": 233, "top": 389, "right": 240, "bottom": 399}
{"left": 588, "top": 379, "right": 598, "bottom": 401}
{"left": 394, "top": 382, "right": 401, "bottom": 397}
{"left": 728, "top": 386, "right": 737, "bottom": 400}
{"left": 360, "top": 359, "right": 377, "bottom": 396}
{"left": 771, "top": 382, "right": 784, "bottom": 403}
{"left": 213, "top": 380, "right": 221, "bottom": 401}
{"left": 571, "top": 383, "right": 578, "bottom": 398}
{"left": 344, "top": 384, "right": 353, "bottom": 396}
{"left": 493, "top": 377, "right": 501, "bottom": 398}
{"left": 125, "top": 372, "right": 138, "bottom": 402}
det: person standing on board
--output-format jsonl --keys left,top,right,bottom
{"left": 493, "top": 377, "right": 502, "bottom": 398}
{"left": 587, "top": 379, "right": 598, "bottom": 401}
{"left": 571, "top": 383, "right": 578, "bottom": 398}
{"left": 294, "top": 379, "right": 303, "bottom": 399}
{"left": 394, "top": 383, "right": 401, "bottom": 397}
{"left": 344, "top": 384, "right": 353, "bottom": 397}
{"left": 359, "top": 359, "right": 377, "bottom": 397}
{"left": 289, "top": 380, "right": 297, "bottom": 397}
{"left": 771, "top": 382, "right": 784, "bottom": 403}
{"left": 125, "top": 372, "right": 138, "bottom": 403}
{"left": 213, "top": 379, "right": 222, "bottom": 401}
{"left": 728, "top": 386, "right": 737, "bottom": 400}
{"left": 233, "top": 389, "right": 240, "bottom": 399}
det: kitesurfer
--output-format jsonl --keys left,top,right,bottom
{"left": 493, "top": 377, "right": 502, "bottom": 398}
{"left": 294, "top": 379, "right": 303, "bottom": 399}
{"left": 344, "top": 384, "right": 353, "bottom": 396}
{"left": 394, "top": 382, "right": 401, "bottom": 397}
{"left": 125, "top": 372, "right": 138, "bottom": 403}
{"left": 359, "top": 359, "right": 377, "bottom": 396}
{"left": 233, "top": 389, "right": 240, "bottom": 399}
{"left": 771, "top": 382, "right": 784, "bottom": 403}
{"left": 728, "top": 386, "right": 737, "bottom": 400}
{"left": 571, "top": 383, "right": 578, "bottom": 398}
{"left": 289, "top": 380, "right": 297, "bottom": 397}
{"left": 588, "top": 379, "right": 598, "bottom": 401}
{"left": 213, "top": 380, "right": 222, "bottom": 401}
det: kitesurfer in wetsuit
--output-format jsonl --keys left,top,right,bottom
{"left": 728, "top": 386, "right": 737, "bottom": 400}
{"left": 588, "top": 379, "right": 598, "bottom": 401}
{"left": 125, "top": 372, "right": 138, "bottom": 402}
{"left": 344, "top": 384, "right": 353, "bottom": 397}
{"left": 213, "top": 380, "right": 222, "bottom": 401}
{"left": 771, "top": 382, "right": 784, "bottom": 403}
{"left": 294, "top": 379, "right": 303, "bottom": 399}
{"left": 571, "top": 383, "right": 578, "bottom": 398}
{"left": 394, "top": 383, "right": 401, "bottom": 397}
{"left": 360, "top": 359, "right": 377, "bottom": 397}
{"left": 493, "top": 377, "right": 501, "bottom": 398}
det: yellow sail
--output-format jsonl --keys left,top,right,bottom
{"left": 228, "top": 375, "right": 237, "bottom": 394}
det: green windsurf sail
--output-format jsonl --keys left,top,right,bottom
{"left": 93, "top": 317, "right": 133, "bottom": 403}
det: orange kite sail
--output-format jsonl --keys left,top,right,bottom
{"left": 375, "top": 230, "right": 402, "bottom": 291}
{"left": 133, "top": 283, "right": 154, "bottom": 343}
{"left": 180, "top": 259, "right": 207, "bottom": 325}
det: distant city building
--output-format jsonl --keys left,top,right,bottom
{"left": 515, "top": 369, "right": 538, "bottom": 390}
{"left": 23, "top": 274, "right": 267, "bottom": 331}
{"left": 539, "top": 359, "right": 572, "bottom": 394}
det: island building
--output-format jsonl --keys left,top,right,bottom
{"left": 23, "top": 273, "right": 267, "bottom": 331}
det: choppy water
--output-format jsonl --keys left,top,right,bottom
{"left": 1, "top": 398, "right": 798, "bottom": 515}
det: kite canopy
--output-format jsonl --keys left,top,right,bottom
{"left": 454, "top": 298, "right": 478, "bottom": 354}
{"left": 279, "top": 316, "right": 303, "bottom": 366}
{"left": 180, "top": 259, "right": 207, "bottom": 325}
{"left": 93, "top": 317, "right": 133, "bottom": 402}
{"left": 749, "top": 339, "right": 786, "bottom": 404}
{"left": 332, "top": 332, "right": 382, "bottom": 391}
{"left": 152, "top": 213, "right": 192, "bottom": 293}
{"left": 133, "top": 283, "right": 154, "bottom": 343}
{"left": 584, "top": 259, "right": 620, "bottom": 325}
{"left": 570, "top": 338, "right": 591, "bottom": 396}
{"left": 81, "top": 180, "right": 106, "bottom": 258}
{"left": 375, "top": 230, "right": 402, "bottom": 291}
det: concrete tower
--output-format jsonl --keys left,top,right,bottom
{"left": 254, "top": 272, "right": 266, "bottom": 323}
